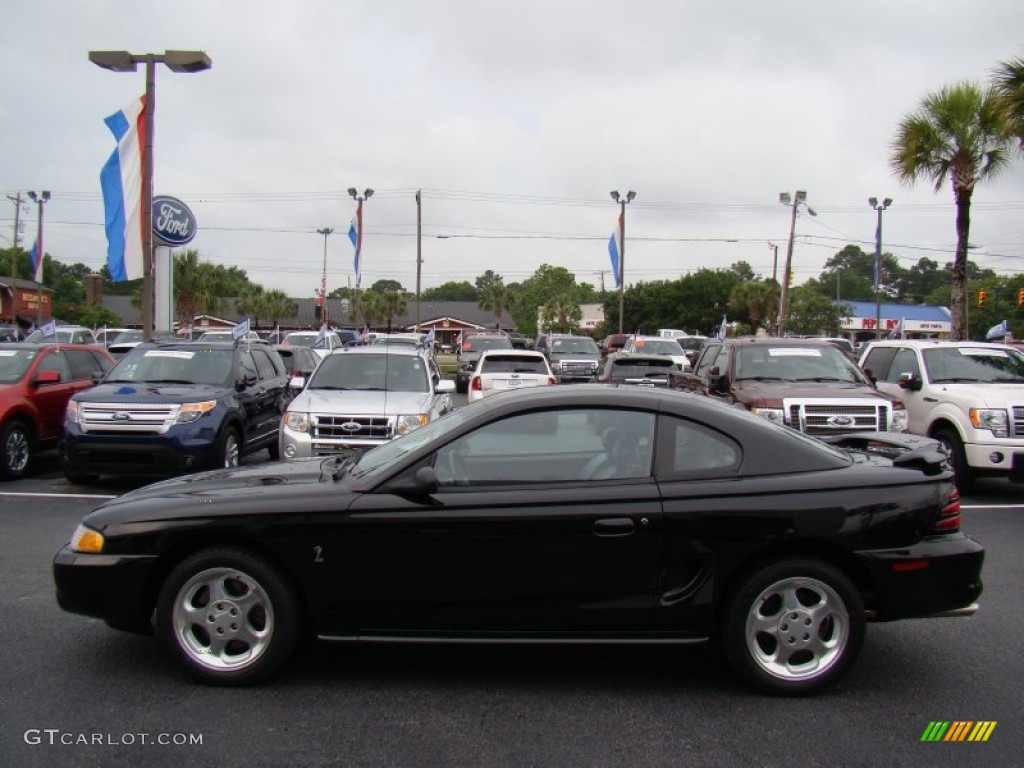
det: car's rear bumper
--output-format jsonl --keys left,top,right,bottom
{"left": 859, "top": 533, "right": 984, "bottom": 621}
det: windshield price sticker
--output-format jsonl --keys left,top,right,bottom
{"left": 768, "top": 348, "right": 822, "bottom": 357}
{"left": 144, "top": 351, "right": 196, "bottom": 360}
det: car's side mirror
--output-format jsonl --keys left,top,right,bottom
{"left": 435, "top": 379, "right": 456, "bottom": 393}
{"left": 33, "top": 369, "right": 61, "bottom": 386}
{"left": 707, "top": 369, "right": 729, "bottom": 394}
{"left": 384, "top": 465, "right": 439, "bottom": 497}
{"left": 898, "top": 372, "right": 922, "bottom": 391}
{"left": 289, "top": 375, "right": 306, "bottom": 390}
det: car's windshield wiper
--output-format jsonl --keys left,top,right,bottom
{"left": 330, "top": 453, "right": 358, "bottom": 480}
{"left": 931, "top": 377, "right": 980, "bottom": 383}
{"left": 146, "top": 379, "right": 197, "bottom": 385}
{"left": 735, "top": 375, "right": 786, "bottom": 381}
{"left": 793, "top": 377, "right": 853, "bottom": 383}
{"left": 312, "top": 385, "right": 351, "bottom": 390}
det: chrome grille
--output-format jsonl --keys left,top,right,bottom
{"left": 313, "top": 414, "right": 393, "bottom": 441}
{"left": 1013, "top": 406, "right": 1024, "bottom": 437}
{"left": 559, "top": 360, "right": 598, "bottom": 375}
{"left": 786, "top": 401, "right": 887, "bottom": 436}
{"left": 78, "top": 402, "right": 179, "bottom": 434}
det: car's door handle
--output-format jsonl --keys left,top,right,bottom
{"left": 593, "top": 517, "right": 636, "bottom": 536}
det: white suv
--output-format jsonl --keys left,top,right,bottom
{"left": 860, "top": 339, "right": 1024, "bottom": 488}
{"left": 279, "top": 346, "right": 455, "bottom": 459}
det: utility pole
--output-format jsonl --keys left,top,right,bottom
{"left": 415, "top": 189, "right": 422, "bottom": 333}
{"left": 316, "top": 227, "right": 333, "bottom": 327}
{"left": 7, "top": 193, "right": 24, "bottom": 323}
{"left": 767, "top": 242, "right": 779, "bottom": 332}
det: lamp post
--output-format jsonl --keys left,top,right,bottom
{"left": 88, "top": 49, "right": 211, "bottom": 340}
{"left": 777, "top": 190, "right": 816, "bottom": 337}
{"left": 869, "top": 197, "right": 893, "bottom": 339}
{"left": 347, "top": 188, "right": 373, "bottom": 326}
{"left": 767, "top": 241, "right": 779, "bottom": 330}
{"left": 27, "top": 191, "right": 50, "bottom": 326}
{"left": 609, "top": 190, "right": 636, "bottom": 334}
{"left": 316, "top": 227, "right": 333, "bottom": 326}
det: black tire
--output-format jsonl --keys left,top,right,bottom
{"left": 155, "top": 547, "right": 301, "bottom": 686}
{"left": 216, "top": 426, "right": 241, "bottom": 468}
{"left": 455, "top": 378, "right": 467, "bottom": 395}
{"left": 721, "top": 558, "right": 865, "bottom": 696}
{"left": 935, "top": 428, "right": 975, "bottom": 491}
{"left": 1, "top": 420, "right": 33, "bottom": 480}
{"left": 267, "top": 441, "right": 280, "bottom": 461}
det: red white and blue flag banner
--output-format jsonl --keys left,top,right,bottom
{"left": 100, "top": 95, "right": 146, "bottom": 282}
{"left": 30, "top": 238, "right": 43, "bottom": 282}
{"left": 607, "top": 213, "right": 623, "bottom": 289}
{"left": 348, "top": 210, "right": 362, "bottom": 288}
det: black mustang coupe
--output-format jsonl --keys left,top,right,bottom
{"left": 54, "top": 385, "right": 983, "bottom": 695}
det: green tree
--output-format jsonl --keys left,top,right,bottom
{"left": 474, "top": 270, "right": 504, "bottom": 294}
{"left": 787, "top": 286, "right": 850, "bottom": 336}
{"left": 890, "top": 81, "right": 1015, "bottom": 339}
{"left": 77, "top": 304, "right": 123, "bottom": 329}
{"left": 236, "top": 285, "right": 266, "bottom": 326}
{"left": 993, "top": 54, "right": 1024, "bottom": 144}
{"left": 369, "top": 279, "right": 405, "bottom": 294}
{"left": 728, "top": 280, "right": 775, "bottom": 332}
{"left": 174, "top": 250, "right": 223, "bottom": 325}
{"left": 540, "top": 293, "right": 582, "bottom": 333}
{"left": 377, "top": 291, "right": 408, "bottom": 332}
{"left": 512, "top": 265, "right": 579, "bottom": 336}
{"left": 422, "top": 281, "right": 477, "bottom": 301}
{"left": 262, "top": 290, "right": 296, "bottom": 326}
{"left": 729, "top": 261, "right": 757, "bottom": 282}
{"left": 478, "top": 281, "right": 511, "bottom": 329}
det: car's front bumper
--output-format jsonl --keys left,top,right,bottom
{"left": 62, "top": 430, "right": 221, "bottom": 477}
{"left": 53, "top": 546, "right": 159, "bottom": 628}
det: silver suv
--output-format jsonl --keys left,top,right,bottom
{"left": 279, "top": 346, "right": 455, "bottom": 459}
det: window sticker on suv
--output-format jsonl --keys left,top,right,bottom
{"left": 961, "top": 348, "right": 1009, "bottom": 358}
{"left": 768, "top": 348, "right": 821, "bottom": 357}
{"left": 145, "top": 351, "right": 196, "bottom": 359}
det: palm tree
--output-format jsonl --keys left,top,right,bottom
{"left": 541, "top": 293, "right": 581, "bottom": 333}
{"left": 235, "top": 285, "right": 266, "bottom": 327}
{"left": 478, "top": 282, "right": 510, "bottom": 329}
{"left": 890, "top": 82, "right": 1014, "bottom": 339}
{"left": 993, "top": 55, "right": 1024, "bottom": 145}
{"left": 174, "top": 250, "right": 222, "bottom": 327}
{"left": 728, "top": 280, "right": 776, "bottom": 332}
{"left": 357, "top": 291, "right": 383, "bottom": 330}
{"left": 262, "top": 290, "right": 296, "bottom": 328}
{"left": 378, "top": 291, "right": 408, "bottom": 332}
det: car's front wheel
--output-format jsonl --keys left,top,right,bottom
{"left": 935, "top": 428, "right": 975, "bottom": 491}
{"left": 155, "top": 548, "right": 301, "bottom": 685}
{"left": 722, "top": 558, "right": 865, "bottom": 696}
{"left": 216, "top": 427, "right": 241, "bottom": 468}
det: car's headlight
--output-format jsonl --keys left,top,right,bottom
{"left": 284, "top": 412, "right": 311, "bottom": 433}
{"left": 70, "top": 523, "right": 104, "bottom": 554}
{"left": 891, "top": 406, "right": 909, "bottom": 433}
{"left": 396, "top": 414, "right": 429, "bottom": 436}
{"left": 751, "top": 407, "right": 786, "bottom": 426}
{"left": 65, "top": 400, "right": 80, "bottom": 425}
{"left": 970, "top": 408, "right": 1008, "bottom": 437}
{"left": 175, "top": 400, "right": 217, "bottom": 424}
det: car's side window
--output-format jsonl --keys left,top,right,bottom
{"left": 862, "top": 347, "right": 898, "bottom": 382}
{"left": 659, "top": 415, "right": 740, "bottom": 478}
{"left": 433, "top": 408, "right": 655, "bottom": 486}
{"left": 695, "top": 344, "right": 721, "bottom": 377}
{"left": 37, "top": 350, "right": 71, "bottom": 382}
{"left": 251, "top": 349, "right": 278, "bottom": 381}
{"left": 238, "top": 350, "right": 258, "bottom": 381}
{"left": 64, "top": 349, "right": 103, "bottom": 380}
{"left": 889, "top": 348, "right": 920, "bottom": 382}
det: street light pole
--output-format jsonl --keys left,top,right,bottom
{"left": 777, "top": 191, "right": 816, "bottom": 337}
{"left": 768, "top": 241, "right": 779, "bottom": 330}
{"left": 89, "top": 49, "right": 211, "bottom": 340}
{"left": 27, "top": 191, "right": 50, "bottom": 327}
{"left": 347, "top": 188, "right": 374, "bottom": 323}
{"left": 609, "top": 190, "right": 636, "bottom": 334}
{"left": 869, "top": 197, "right": 893, "bottom": 339}
{"left": 316, "top": 227, "right": 333, "bottom": 326}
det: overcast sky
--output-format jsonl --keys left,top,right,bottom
{"left": 2, "top": 0, "right": 1023, "bottom": 301}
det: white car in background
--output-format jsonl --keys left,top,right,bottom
{"left": 621, "top": 335, "right": 692, "bottom": 371}
{"left": 467, "top": 349, "right": 556, "bottom": 402}
{"left": 282, "top": 330, "right": 347, "bottom": 358}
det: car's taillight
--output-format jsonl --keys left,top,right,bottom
{"left": 932, "top": 486, "right": 961, "bottom": 533}
{"left": 470, "top": 376, "right": 482, "bottom": 391}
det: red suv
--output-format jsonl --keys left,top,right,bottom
{"left": 0, "top": 343, "right": 114, "bottom": 480}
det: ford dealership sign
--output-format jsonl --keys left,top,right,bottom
{"left": 152, "top": 195, "right": 197, "bottom": 246}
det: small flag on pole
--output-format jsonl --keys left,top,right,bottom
{"left": 607, "top": 213, "right": 623, "bottom": 289}
{"left": 716, "top": 315, "right": 728, "bottom": 341}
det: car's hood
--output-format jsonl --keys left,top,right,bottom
{"left": 74, "top": 382, "right": 230, "bottom": 402}
{"left": 733, "top": 380, "right": 887, "bottom": 401}
{"left": 929, "top": 381, "right": 1024, "bottom": 405}
{"left": 291, "top": 388, "right": 434, "bottom": 415}
{"left": 84, "top": 457, "right": 354, "bottom": 527}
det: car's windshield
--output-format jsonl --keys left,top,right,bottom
{"left": 309, "top": 353, "right": 428, "bottom": 392}
{"left": 110, "top": 331, "right": 145, "bottom": 345}
{"left": 0, "top": 348, "right": 37, "bottom": 383}
{"left": 284, "top": 334, "right": 317, "bottom": 347}
{"left": 551, "top": 338, "right": 599, "bottom": 354}
{"left": 105, "top": 348, "right": 235, "bottom": 385}
{"left": 463, "top": 336, "right": 511, "bottom": 352}
{"left": 923, "top": 346, "right": 1024, "bottom": 382}
{"left": 734, "top": 345, "right": 864, "bottom": 383}
{"left": 632, "top": 339, "right": 683, "bottom": 356}
{"left": 610, "top": 360, "right": 673, "bottom": 379}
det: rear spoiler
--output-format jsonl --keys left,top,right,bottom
{"left": 820, "top": 432, "right": 950, "bottom": 476}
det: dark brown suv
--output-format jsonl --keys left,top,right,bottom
{"left": 0, "top": 343, "right": 115, "bottom": 479}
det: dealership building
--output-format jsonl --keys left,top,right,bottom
{"left": 836, "top": 301, "right": 951, "bottom": 340}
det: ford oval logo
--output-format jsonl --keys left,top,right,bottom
{"left": 340, "top": 422, "right": 362, "bottom": 432}
{"left": 112, "top": 412, "right": 131, "bottom": 421}
{"left": 828, "top": 415, "right": 855, "bottom": 427}
{"left": 153, "top": 195, "right": 197, "bottom": 246}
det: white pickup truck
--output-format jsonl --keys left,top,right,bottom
{"left": 860, "top": 339, "right": 1024, "bottom": 489}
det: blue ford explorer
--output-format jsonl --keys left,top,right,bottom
{"left": 62, "top": 339, "right": 289, "bottom": 483}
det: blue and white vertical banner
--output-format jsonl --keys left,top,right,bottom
{"left": 30, "top": 239, "right": 43, "bottom": 282}
{"left": 348, "top": 211, "right": 362, "bottom": 289}
{"left": 100, "top": 95, "right": 146, "bottom": 282}
{"left": 608, "top": 213, "right": 623, "bottom": 289}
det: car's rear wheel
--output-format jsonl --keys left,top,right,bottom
{"left": 1, "top": 420, "right": 33, "bottom": 480}
{"left": 64, "top": 469, "right": 100, "bottom": 485}
{"left": 935, "top": 428, "right": 975, "bottom": 491}
{"left": 156, "top": 548, "right": 301, "bottom": 685}
{"left": 217, "top": 427, "right": 241, "bottom": 468}
{"left": 722, "top": 558, "right": 865, "bottom": 696}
